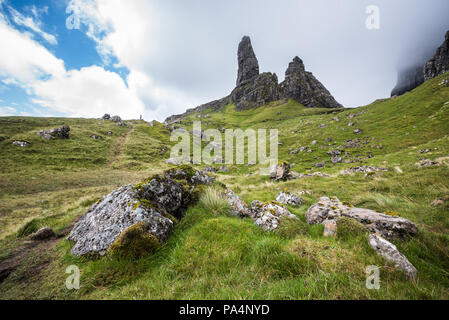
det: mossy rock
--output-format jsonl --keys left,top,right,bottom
{"left": 276, "top": 216, "right": 307, "bottom": 239}
{"left": 336, "top": 217, "right": 369, "bottom": 240}
{"left": 164, "top": 165, "right": 196, "bottom": 181}
{"left": 384, "top": 211, "right": 400, "bottom": 217}
{"left": 109, "top": 222, "right": 159, "bottom": 259}
{"left": 17, "top": 218, "right": 43, "bottom": 238}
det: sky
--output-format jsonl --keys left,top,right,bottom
{"left": 0, "top": 0, "right": 448, "bottom": 121}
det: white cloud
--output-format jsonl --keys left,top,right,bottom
{"left": 0, "top": 15, "right": 64, "bottom": 84}
{"left": 0, "top": 106, "right": 16, "bottom": 116}
{"left": 32, "top": 66, "right": 145, "bottom": 119}
{"left": 7, "top": 5, "right": 57, "bottom": 45}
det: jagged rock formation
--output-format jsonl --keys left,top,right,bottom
{"left": 165, "top": 36, "right": 342, "bottom": 123}
{"left": 236, "top": 36, "right": 260, "bottom": 86}
{"left": 279, "top": 57, "right": 343, "bottom": 109}
{"left": 391, "top": 65, "right": 424, "bottom": 97}
{"left": 424, "top": 31, "right": 449, "bottom": 81}
{"left": 231, "top": 72, "right": 280, "bottom": 111}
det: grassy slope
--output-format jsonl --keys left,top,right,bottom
{"left": 0, "top": 73, "right": 448, "bottom": 299}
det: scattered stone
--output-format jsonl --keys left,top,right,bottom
{"left": 354, "top": 129, "right": 363, "bottom": 134}
{"left": 343, "top": 166, "right": 388, "bottom": 175}
{"left": 37, "top": 125, "right": 70, "bottom": 140}
{"left": 270, "top": 162, "right": 290, "bottom": 181}
{"left": 218, "top": 165, "right": 230, "bottom": 173}
{"left": 318, "top": 124, "right": 327, "bottom": 128}
{"left": 368, "top": 234, "right": 417, "bottom": 280}
{"left": 203, "top": 166, "right": 217, "bottom": 173}
{"left": 29, "top": 227, "right": 55, "bottom": 241}
{"left": 12, "top": 140, "right": 30, "bottom": 147}
{"left": 117, "top": 121, "right": 127, "bottom": 127}
{"left": 431, "top": 195, "right": 449, "bottom": 206}
{"left": 91, "top": 135, "right": 103, "bottom": 141}
{"left": 416, "top": 159, "right": 439, "bottom": 168}
{"left": 419, "top": 149, "right": 431, "bottom": 154}
{"left": 251, "top": 201, "right": 298, "bottom": 231}
{"left": 107, "top": 131, "right": 113, "bottom": 136}
{"left": 223, "top": 189, "right": 252, "bottom": 218}
{"left": 306, "top": 197, "right": 418, "bottom": 240}
{"left": 348, "top": 122, "right": 355, "bottom": 127}
{"left": 311, "top": 140, "right": 318, "bottom": 145}
{"left": 276, "top": 192, "right": 303, "bottom": 206}
{"left": 111, "top": 115, "right": 122, "bottom": 122}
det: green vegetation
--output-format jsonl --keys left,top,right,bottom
{"left": 336, "top": 217, "right": 369, "bottom": 240}
{"left": 0, "top": 73, "right": 449, "bottom": 299}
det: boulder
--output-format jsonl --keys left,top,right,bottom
{"left": 223, "top": 189, "right": 252, "bottom": 218}
{"left": 12, "top": 140, "right": 30, "bottom": 147}
{"left": 102, "top": 114, "right": 111, "bottom": 120}
{"left": 251, "top": 201, "right": 298, "bottom": 231}
{"left": 305, "top": 197, "right": 417, "bottom": 240}
{"left": 368, "top": 234, "right": 417, "bottom": 279}
{"left": 29, "top": 227, "right": 55, "bottom": 241}
{"left": 270, "top": 162, "right": 290, "bottom": 181}
{"left": 37, "top": 125, "right": 70, "bottom": 140}
{"left": 111, "top": 115, "right": 122, "bottom": 122}
{"left": 276, "top": 192, "right": 303, "bottom": 206}
{"left": 91, "top": 135, "right": 103, "bottom": 141}
{"left": 68, "top": 167, "right": 211, "bottom": 257}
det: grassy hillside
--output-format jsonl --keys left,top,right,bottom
{"left": 0, "top": 73, "right": 448, "bottom": 299}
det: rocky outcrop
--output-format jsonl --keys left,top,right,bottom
{"left": 68, "top": 167, "right": 213, "bottom": 257}
{"left": 424, "top": 31, "right": 449, "bottom": 81}
{"left": 368, "top": 234, "right": 417, "bottom": 279}
{"left": 165, "top": 36, "right": 343, "bottom": 123}
{"left": 279, "top": 57, "right": 343, "bottom": 109}
{"left": 391, "top": 65, "right": 424, "bottom": 96}
{"left": 37, "top": 125, "right": 70, "bottom": 140}
{"left": 305, "top": 197, "right": 417, "bottom": 240}
{"left": 270, "top": 162, "right": 290, "bottom": 181}
{"left": 231, "top": 72, "right": 280, "bottom": 111}
{"left": 236, "top": 36, "right": 260, "bottom": 86}
{"left": 223, "top": 189, "right": 252, "bottom": 218}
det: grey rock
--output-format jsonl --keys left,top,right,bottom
{"left": 236, "top": 36, "right": 259, "bottom": 86}
{"left": 223, "top": 189, "right": 252, "bottom": 218}
{"left": 251, "top": 201, "right": 297, "bottom": 231}
{"left": 424, "top": 30, "right": 449, "bottom": 81}
{"left": 12, "top": 140, "right": 30, "bottom": 147}
{"left": 91, "top": 135, "right": 103, "bottom": 141}
{"left": 68, "top": 184, "right": 174, "bottom": 257}
{"left": 102, "top": 114, "right": 111, "bottom": 120}
{"left": 306, "top": 197, "right": 418, "bottom": 240}
{"left": 368, "top": 234, "right": 417, "bottom": 279}
{"left": 218, "top": 165, "right": 230, "bottom": 173}
{"left": 354, "top": 128, "right": 363, "bottom": 134}
{"left": 270, "top": 162, "right": 290, "bottom": 181}
{"left": 30, "top": 227, "right": 55, "bottom": 241}
{"left": 37, "top": 125, "right": 70, "bottom": 140}
{"left": 276, "top": 192, "right": 303, "bottom": 206}
{"left": 190, "top": 170, "right": 215, "bottom": 185}
{"left": 279, "top": 56, "right": 343, "bottom": 109}
{"left": 111, "top": 115, "right": 122, "bottom": 122}
{"left": 344, "top": 166, "right": 388, "bottom": 174}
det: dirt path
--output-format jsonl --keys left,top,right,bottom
{"left": 108, "top": 126, "right": 134, "bottom": 167}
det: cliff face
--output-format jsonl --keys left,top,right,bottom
{"left": 391, "top": 65, "right": 424, "bottom": 97}
{"left": 424, "top": 31, "right": 449, "bottom": 81}
{"left": 279, "top": 57, "right": 343, "bottom": 109}
{"left": 236, "top": 36, "right": 260, "bottom": 86}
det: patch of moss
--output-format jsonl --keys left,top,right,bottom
{"left": 109, "top": 222, "right": 159, "bottom": 259}
{"left": 164, "top": 165, "right": 196, "bottom": 181}
{"left": 384, "top": 211, "right": 400, "bottom": 217}
{"left": 341, "top": 201, "right": 353, "bottom": 207}
{"left": 336, "top": 217, "right": 368, "bottom": 240}
{"left": 276, "top": 217, "right": 307, "bottom": 239}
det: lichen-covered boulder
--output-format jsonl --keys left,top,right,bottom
{"left": 111, "top": 115, "right": 122, "bottom": 122}
{"left": 68, "top": 166, "right": 213, "bottom": 257}
{"left": 276, "top": 192, "right": 303, "bottom": 206}
{"left": 102, "top": 114, "right": 111, "bottom": 120}
{"left": 305, "top": 197, "right": 418, "bottom": 240}
{"left": 37, "top": 125, "right": 70, "bottom": 140}
{"left": 369, "top": 234, "right": 417, "bottom": 279}
{"left": 251, "top": 201, "right": 298, "bottom": 231}
{"left": 223, "top": 189, "right": 252, "bottom": 218}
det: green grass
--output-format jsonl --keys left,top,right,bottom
{"left": 0, "top": 73, "right": 449, "bottom": 299}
